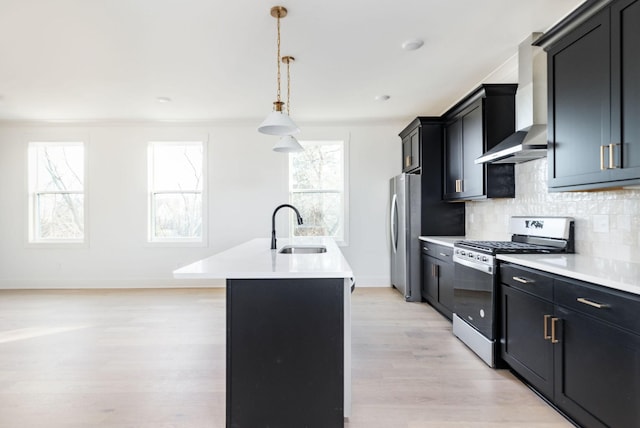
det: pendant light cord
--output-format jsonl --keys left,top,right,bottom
{"left": 276, "top": 12, "right": 282, "bottom": 105}
{"left": 286, "top": 58, "right": 291, "bottom": 115}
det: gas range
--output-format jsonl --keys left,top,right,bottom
{"left": 451, "top": 216, "right": 574, "bottom": 368}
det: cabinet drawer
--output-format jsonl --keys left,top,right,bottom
{"left": 421, "top": 243, "right": 453, "bottom": 263}
{"left": 555, "top": 279, "right": 640, "bottom": 334}
{"left": 500, "top": 263, "right": 553, "bottom": 301}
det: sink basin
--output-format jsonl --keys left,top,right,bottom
{"left": 278, "top": 245, "right": 327, "bottom": 254}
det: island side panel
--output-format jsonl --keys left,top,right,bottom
{"left": 226, "top": 278, "right": 344, "bottom": 428}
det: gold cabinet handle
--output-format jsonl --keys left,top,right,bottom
{"left": 609, "top": 143, "right": 619, "bottom": 169}
{"left": 513, "top": 276, "right": 534, "bottom": 284}
{"left": 609, "top": 144, "right": 615, "bottom": 169}
{"left": 454, "top": 179, "right": 464, "bottom": 193}
{"left": 543, "top": 314, "right": 551, "bottom": 340}
{"left": 577, "top": 297, "right": 610, "bottom": 309}
{"left": 551, "top": 317, "right": 559, "bottom": 344}
{"left": 439, "top": 253, "right": 448, "bottom": 257}
{"left": 600, "top": 145, "right": 606, "bottom": 170}
{"left": 405, "top": 155, "right": 411, "bottom": 167}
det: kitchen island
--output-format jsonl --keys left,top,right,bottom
{"left": 174, "top": 237, "right": 353, "bottom": 428}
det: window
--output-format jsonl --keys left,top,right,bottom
{"left": 28, "top": 142, "right": 85, "bottom": 243}
{"left": 148, "top": 141, "right": 204, "bottom": 243}
{"left": 289, "top": 140, "right": 347, "bottom": 243}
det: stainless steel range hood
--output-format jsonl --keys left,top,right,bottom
{"left": 476, "top": 34, "right": 548, "bottom": 164}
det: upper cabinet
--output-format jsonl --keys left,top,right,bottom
{"left": 398, "top": 117, "right": 466, "bottom": 236}
{"left": 537, "top": 0, "right": 640, "bottom": 191}
{"left": 401, "top": 124, "right": 421, "bottom": 173}
{"left": 442, "top": 84, "right": 517, "bottom": 201}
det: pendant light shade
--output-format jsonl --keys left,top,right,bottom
{"left": 272, "top": 134, "right": 304, "bottom": 152}
{"left": 258, "top": 110, "right": 300, "bottom": 136}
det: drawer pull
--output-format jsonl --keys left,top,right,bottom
{"left": 551, "top": 317, "right": 559, "bottom": 344}
{"left": 577, "top": 297, "right": 610, "bottom": 309}
{"left": 423, "top": 246, "right": 430, "bottom": 251}
{"left": 543, "top": 314, "right": 552, "bottom": 340}
{"left": 513, "top": 276, "right": 534, "bottom": 284}
{"left": 439, "top": 252, "right": 448, "bottom": 257}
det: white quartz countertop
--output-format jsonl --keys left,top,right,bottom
{"left": 173, "top": 237, "right": 353, "bottom": 279}
{"left": 418, "top": 236, "right": 465, "bottom": 247}
{"left": 498, "top": 253, "right": 640, "bottom": 296}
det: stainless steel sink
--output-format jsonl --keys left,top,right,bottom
{"left": 278, "top": 245, "right": 327, "bottom": 254}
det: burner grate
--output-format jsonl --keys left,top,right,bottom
{"left": 456, "top": 240, "right": 561, "bottom": 254}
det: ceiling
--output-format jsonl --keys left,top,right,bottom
{"left": 0, "top": 0, "right": 585, "bottom": 123}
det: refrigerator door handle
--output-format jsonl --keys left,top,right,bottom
{"left": 390, "top": 193, "right": 398, "bottom": 254}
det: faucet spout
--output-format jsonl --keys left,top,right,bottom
{"left": 271, "top": 204, "right": 304, "bottom": 250}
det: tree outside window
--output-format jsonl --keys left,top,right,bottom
{"left": 289, "top": 140, "right": 346, "bottom": 243}
{"left": 148, "top": 142, "right": 204, "bottom": 242}
{"left": 28, "top": 142, "right": 85, "bottom": 242}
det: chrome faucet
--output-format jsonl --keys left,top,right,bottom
{"left": 271, "top": 204, "right": 303, "bottom": 250}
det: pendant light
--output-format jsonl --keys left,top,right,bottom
{"left": 273, "top": 56, "right": 304, "bottom": 152}
{"left": 258, "top": 6, "right": 300, "bottom": 136}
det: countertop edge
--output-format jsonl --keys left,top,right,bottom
{"left": 418, "top": 236, "right": 465, "bottom": 247}
{"left": 173, "top": 237, "right": 354, "bottom": 280}
{"left": 497, "top": 253, "right": 640, "bottom": 296}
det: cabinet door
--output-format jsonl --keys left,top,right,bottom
{"left": 554, "top": 306, "right": 640, "bottom": 428}
{"left": 460, "top": 104, "right": 484, "bottom": 198}
{"left": 402, "top": 128, "right": 420, "bottom": 172}
{"left": 547, "top": 10, "right": 611, "bottom": 188}
{"left": 611, "top": 0, "right": 640, "bottom": 180}
{"left": 438, "top": 258, "right": 454, "bottom": 319}
{"left": 501, "top": 285, "right": 554, "bottom": 400}
{"left": 421, "top": 254, "right": 439, "bottom": 303}
{"left": 444, "top": 119, "right": 463, "bottom": 198}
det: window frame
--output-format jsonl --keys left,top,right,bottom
{"left": 288, "top": 139, "right": 349, "bottom": 246}
{"left": 27, "top": 141, "right": 87, "bottom": 246}
{"left": 147, "top": 140, "right": 207, "bottom": 246}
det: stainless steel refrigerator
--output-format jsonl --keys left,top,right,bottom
{"left": 389, "top": 173, "right": 421, "bottom": 302}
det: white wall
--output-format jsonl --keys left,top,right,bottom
{"left": 0, "top": 120, "right": 403, "bottom": 289}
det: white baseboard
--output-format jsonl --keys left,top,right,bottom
{"left": 0, "top": 278, "right": 226, "bottom": 289}
{"left": 350, "top": 276, "right": 390, "bottom": 287}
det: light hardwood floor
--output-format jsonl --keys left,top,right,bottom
{"left": 0, "top": 287, "right": 573, "bottom": 428}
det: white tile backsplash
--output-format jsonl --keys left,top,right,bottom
{"left": 465, "top": 157, "right": 640, "bottom": 263}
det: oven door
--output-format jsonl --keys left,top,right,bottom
{"left": 453, "top": 255, "right": 496, "bottom": 340}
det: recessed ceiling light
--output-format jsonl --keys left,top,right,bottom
{"left": 375, "top": 95, "right": 390, "bottom": 102}
{"left": 156, "top": 97, "right": 172, "bottom": 103}
{"left": 402, "top": 39, "right": 424, "bottom": 51}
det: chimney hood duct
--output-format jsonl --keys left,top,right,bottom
{"left": 476, "top": 33, "right": 548, "bottom": 164}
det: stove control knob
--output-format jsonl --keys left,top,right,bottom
{"left": 460, "top": 250, "right": 466, "bottom": 256}
{"left": 483, "top": 256, "right": 489, "bottom": 262}
{"left": 476, "top": 254, "right": 481, "bottom": 261}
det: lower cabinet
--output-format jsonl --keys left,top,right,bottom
{"left": 227, "top": 278, "right": 345, "bottom": 428}
{"left": 421, "top": 242, "right": 454, "bottom": 320}
{"left": 500, "top": 263, "right": 640, "bottom": 428}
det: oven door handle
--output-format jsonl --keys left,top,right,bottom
{"left": 454, "top": 256, "right": 493, "bottom": 274}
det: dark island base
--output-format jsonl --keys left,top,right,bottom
{"left": 226, "top": 278, "right": 345, "bottom": 428}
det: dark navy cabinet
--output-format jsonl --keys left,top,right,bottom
{"left": 539, "top": 0, "right": 640, "bottom": 190}
{"left": 442, "top": 84, "right": 517, "bottom": 201}
{"left": 500, "top": 262, "right": 640, "bottom": 428}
